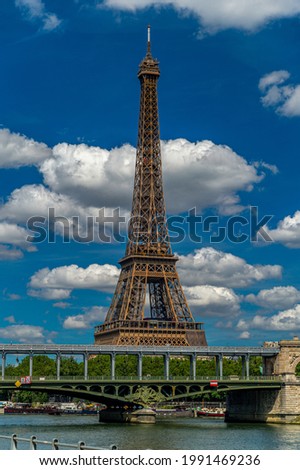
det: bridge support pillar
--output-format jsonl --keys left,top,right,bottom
{"left": 56, "top": 354, "right": 61, "bottom": 380}
{"left": 137, "top": 353, "right": 143, "bottom": 380}
{"left": 29, "top": 354, "right": 33, "bottom": 377}
{"left": 110, "top": 353, "right": 116, "bottom": 380}
{"left": 216, "top": 354, "right": 223, "bottom": 378}
{"left": 1, "top": 353, "right": 6, "bottom": 380}
{"left": 99, "top": 407, "right": 156, "bottom": 424}
{"left": 84, "top": 353, "right": 89, "bottom": 380}
{"left": 164, "top": 354, "right": 170, "bottom": 380}
{"left": 190, "top": 354, "right": 196, "bottom": 380}
{"left": 241, "top": 355, "right": 250, "bottom": 378}
{"left": 225, "top": 380, "right": 300, "bottom": 424}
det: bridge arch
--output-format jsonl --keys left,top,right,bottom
{"left": 174, "top": 385, "right": 188, "bottom": 396}
{"left": 161, "top": 384, "right": 173, "bottom": 398}
{"left": 189, "top": 385, "right": 201, "bottom": 394}
{"left": 118, "top": 385, "right": 131, "bottom": 397}
{"left": 89, "top": 385, "right": 102, "bottom": 393}
{"left": 104, "top": 385, "right": 117, "bottom": 395}
{"left": 75, "top": 385, "right": 88, "bottom": 391}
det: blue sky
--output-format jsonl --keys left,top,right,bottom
{"left": 0, "top": 0, "right": 300, "bottom": 346}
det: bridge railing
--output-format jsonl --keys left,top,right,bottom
{"left": 0, "top": 433, "right": 118, "bottom": 450}
{"left": 1, "top": 375, "right": 282, "bottom": 382}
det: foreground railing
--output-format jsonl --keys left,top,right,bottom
{"left": 0, "top": 434, "right": 118, "bottom": 450}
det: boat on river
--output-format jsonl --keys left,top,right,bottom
{"left": 4, "top": 405, "right": 61, "bottom": 415}
{"left": 197, "top": 408, "right": 225, "bottom": 418}
{"left": 3, "top": 402, "right": 99, "bottom": 415}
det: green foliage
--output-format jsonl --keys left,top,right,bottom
{"left": 142, "top": 357, "right": 164, "bottom": 376}
{"left": 0, "top": 390, "right": 9, "bottom": 400}
{"left": 5, "top": 355, "right": 56, "bottom": 377}
{"left": 12, "top": 391, "right": 49, "bottom": 404}
{"left": 33, "top": 356, "right": 56, "bottom": 376}
{"left": 222, "top": 358, "right": 242, "bottom": 376}
{"left": 296, "top": 362, "right": 300, "bottom": 376}
{"left": 249, "top": 356, "right": 263, "bottom": 375}
{"left": 60, "top": 357, "right": 83, "bottom": 377}
{"left": 4, "top": 364, "right": 18, "bottom": 377}
{"left": 196, "top": 358, "right": 216, "bottom": 376}
{"left": 115, "top": 355, "right": 137, "bottom": 377}
{"left": 88, "top": 355, "right": 111, "bottom": 377}
{"left": 170, "top": 358, "right": 189, "bottom": 376}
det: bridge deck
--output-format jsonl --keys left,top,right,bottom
{"left": 0, "top": 344, "right": 280, "bottom": 356}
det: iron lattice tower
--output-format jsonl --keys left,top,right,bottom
{"left": 94, "top": 27, "right": 207, "bottom": 346}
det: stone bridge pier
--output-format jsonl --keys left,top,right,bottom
{"left": 225, "top": 337, "right": 300, "bottom": 424}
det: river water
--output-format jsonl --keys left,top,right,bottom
{"left": 1, "top": 414, "right": 300, "bottom": 450}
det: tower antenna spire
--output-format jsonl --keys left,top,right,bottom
{"left": 147, "top": 24, "right": 151, "bottom": 55}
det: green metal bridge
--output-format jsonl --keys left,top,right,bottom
{"left": 0, "top": 375, "right": 282, "bottom": 407}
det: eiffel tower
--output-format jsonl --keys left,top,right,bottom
{"left": 94, "top": 27, "right": 207, "bottom": 346}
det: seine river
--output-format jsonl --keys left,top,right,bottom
{"left": 1, "top": 414, "right": 300, "bottom": 450}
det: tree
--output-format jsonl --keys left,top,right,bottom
{"left": 223, "top": 358, "right": 241, "bottom": 376}
{"left": 196, "top": 358, "right": 216, "bottom": 376}
{"left": 60, "top": 357, "right": 83, "bottom": 376}
{"left": 5, "top": 355, "right": 56, "bottom": 377}
{"left": 170, "top": 358, "right": 189, "bottom": 376}
{"left": 142, "top": 357, "right": 164, "bottom": 376}
{"left": 249, "top": 356, "right": 263, "bottom": 375}
{"left": 12, "top": 391, "right": 49, "bottom": 404}
{"left": 33, "top": 356, "right": 56, "bottom": 376}
{"left": 116, "top": 355, "right": 137, "bottom": 377}
{"left": 88, "top": 355, "right": 111, "bottom": 377}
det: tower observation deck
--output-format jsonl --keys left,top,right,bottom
{"left": 94, "top": 27, "right": 207, "bottom": 346}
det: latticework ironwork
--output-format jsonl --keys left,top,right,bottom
{"left": 94, "top": 27, "right": 207, "bottom": 346}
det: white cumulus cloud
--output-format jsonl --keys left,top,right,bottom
{"left": 102, "top": 0, "right": 300, "bottom": 34}
{"left": 63, "top": 306, "right": 106, "bottom": 330}
{"left": 0, "top": 185, "right": 120, "bottom": 244}
{"left": 28, "top": 288, "right": 72, "bottom": 300}
{"left": 184, "top": 284, "right": 240, "bottom": 317}
{"left": 0, "top": 131, "right": 276, "bottom": 251}
{"left": 236, "top": 304, "right": 300, "bottom": 331}
{"left": 266, "top": 211, "right": 300, "bottom": 248}
{"left": 177, "top": 247, "right": 282, "bottom": 288}
{"left": 0, "top": 129, "right": 51, "bottom": 168}
{"left": 259, "top": 71, "right": 300, "bottom": 117}
{"left": 239, "top": 331, "right": 251, "bottom": 339}
{"left": 28, "top": 263, "right": 120, "bottom": 299}
{"left": 0, "top": 185, "right": 91, "bottom": 224}
{"left": 15, "top": 0, "right": 61, "bottom": 31}
{"left": 41, "top": 142, "right": 135, "bottom": 210}
{"left": 245, "top": 286, "right": 300, "bottom": 310}
{"left": 0, "top": 324, "right": 47, "bottom": 343}
{"left": 0, "top": 245, "right": 23, "bottom": 260}
{"left": 161, "top": 139, "right": 264, "bottom": 214}
{"left": 0, "top": 222, "right": 32, "bottom": 248}
{"left": 40, "top": 138, "right": 266, "bottom": 216}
